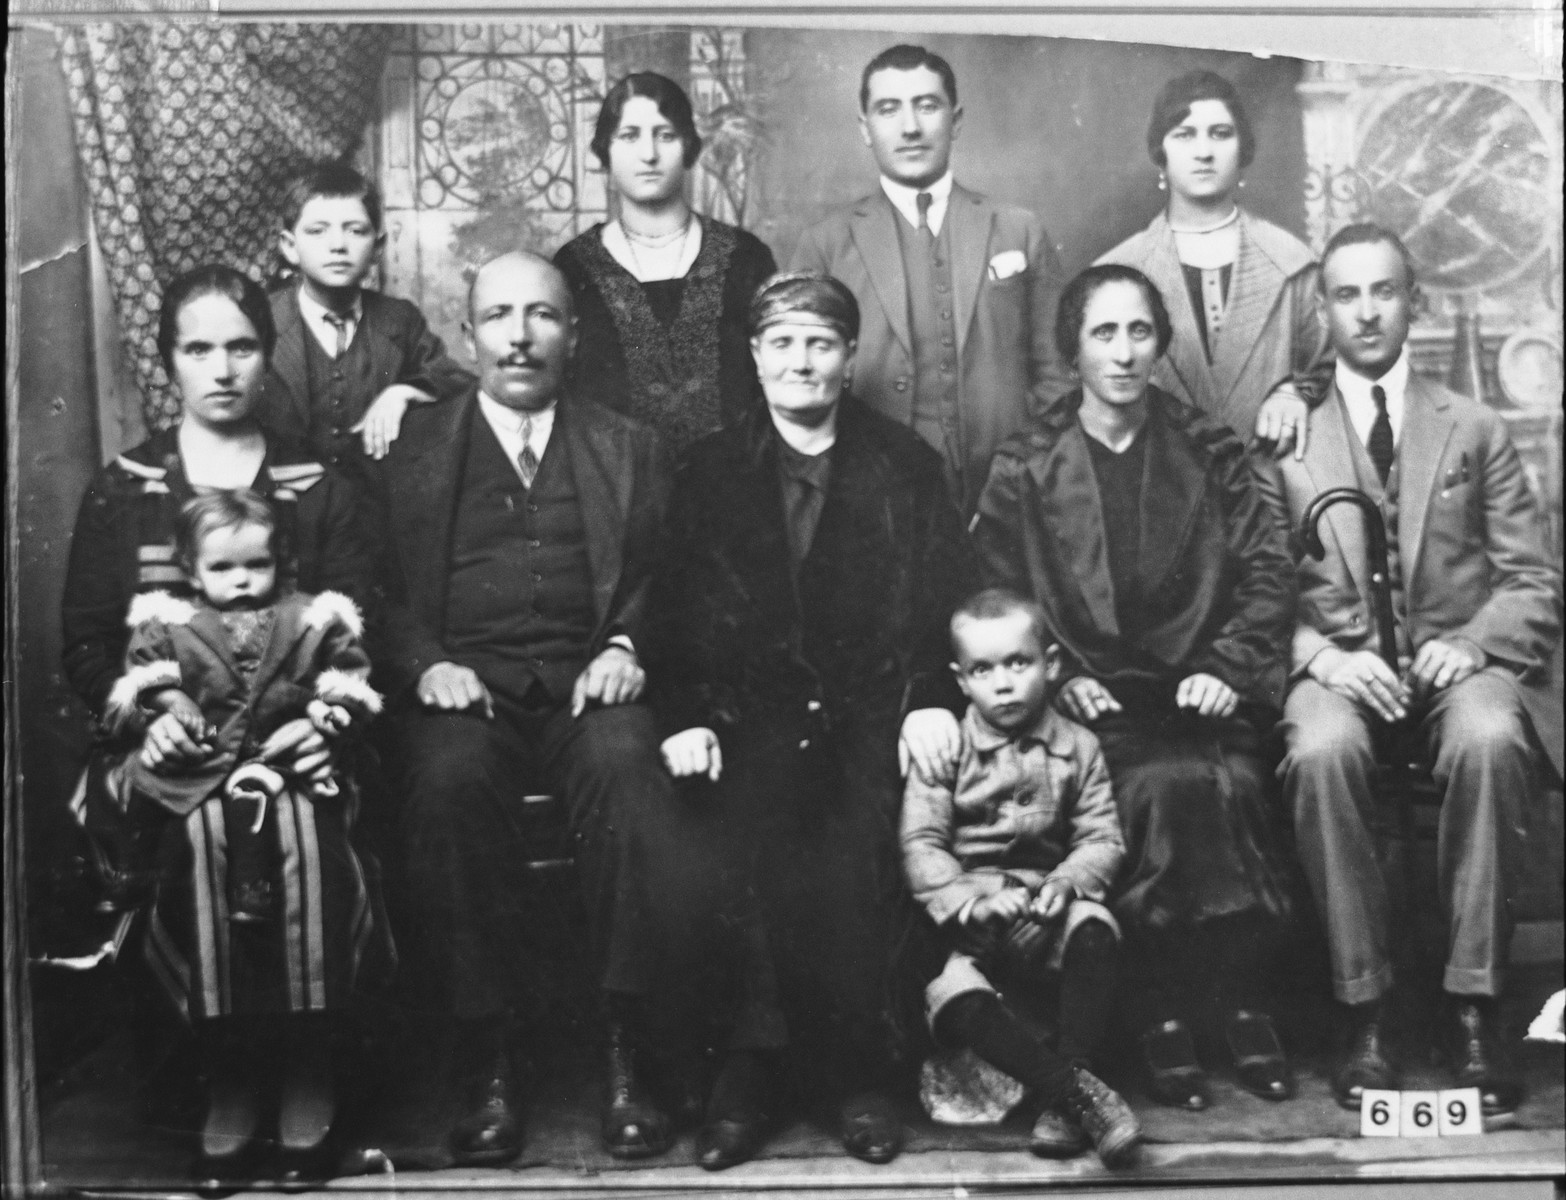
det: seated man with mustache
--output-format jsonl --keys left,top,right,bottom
{"left": 362, "top": 251, "right": 718, "bottom": 1167}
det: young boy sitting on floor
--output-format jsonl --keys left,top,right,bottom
{"left": 258, "top": 161, "right": 472, "bottom": 471}
{"left": 901, "top": 587, "right": 1140, "bottom": 1166}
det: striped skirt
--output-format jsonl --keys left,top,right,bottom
{"left": 143, "top": 785, "right": 381, "bottom": 1019}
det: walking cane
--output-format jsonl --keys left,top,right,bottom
{"left": 1300, "top": 487, "right": 1417, "bottom": 901}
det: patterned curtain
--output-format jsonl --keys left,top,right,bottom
{"left": 59, "top": 23, "right": 394, "bottom": 431}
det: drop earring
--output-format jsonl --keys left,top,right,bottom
{"left": 1238, "top": 177, "right": 1247, "bottom": 189}
{"left": 1157, "top": 172, "right": 1167, "bottom": 192}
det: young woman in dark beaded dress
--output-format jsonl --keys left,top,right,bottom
{"left": 554, "top": 72, "right": 777, "bottom": 458}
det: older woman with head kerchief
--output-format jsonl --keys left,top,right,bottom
{"left": 649, "top": 270, "right": 975, "bottom": 1170}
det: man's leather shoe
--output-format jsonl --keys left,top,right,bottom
{"left": 1450, "top": 999, "right": 1524, "bottom": 1116}
{"left": 1140, "top": 1019, "right": 1209, "bottom": 1110}
{"left": 601, "top": 1022, "right": 673, "bottom": 1159}
{"left": 837, "top": 1091, "right": 903, "bottom": 1164}
{"left": 696, "top": 1052, "right": 771, "bottom": 1171}
{"left": 1225, "top": 1009, "right": 1296, "bottom": 1101}
{"left": 1331, "top": 1003, "right": 1397, "bottom": 1111}
{"left": 450, "top": 1054, "right": 523, "bottom": 1166}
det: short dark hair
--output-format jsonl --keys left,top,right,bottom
{"left": 859, "top": 44, "right": 958, "bottom": 112}
{"left": 1146, "top": 70, "right": 1256, "bottom": 170}
{"left": 591, "top": 72, "right": 703, "bottom": 171}
{"left": 157, "top": 265, "right": 276, "bottom": 376}
{"left": 174, "top": 489, "right": 277, "bottom": 571}
{"left": 1055, "top": 264, "right": 1173, "bottom": 366}
{"left": 950, "top": 587, "right": 1050, "bottom": 656}
{"left": 280, "top": 161, "right": 383, "bottom": 233}
{"left": 1320, "top": 221, "right": 1419, "bottom": 290}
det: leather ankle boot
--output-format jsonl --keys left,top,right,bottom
{"left": 1332, "top": 1000, "right": 1397, "bottom": 1111}
{"left": 1060, "top": 1067, "right": 1141, "bottom": 1168}
{"left": 600, "top": 1021, "right": 672, "bottom": 1159}
{"left": 1450, "top": 997, "right": 1523, "bottom": 1116}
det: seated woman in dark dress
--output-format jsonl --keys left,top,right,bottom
{"left": 651, "top": 271, "right": 974, "bottom": 1169}
{"left": 61, "top": 265, "right": 382, "bottom": 1190}
{"left": 972, "top": 263, "right": 1299, "bottom": 1110}
{"left": 554, "top": 71, "right": 778, "bottom": 456}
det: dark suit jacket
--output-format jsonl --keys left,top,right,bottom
{"left": 650, "top": 396, "right": 974, "bottom": 744}
{"left": 361, "top": 385, "right": 670, "bottom": 701}
{"left": 791, "top": 184, "right": 1070, "bottom": 514}
{"left": 973, "top": 387, "right": 1296, "bottom": 713}
{"left": 1279, "top": 374, "right": 1562, "bottom": 775}
{"left": 258, "top": 285, "right": 474, "bottom": 459}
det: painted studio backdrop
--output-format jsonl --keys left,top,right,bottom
{"left": 10, "top": 16, "right": 1565, "bottom": 1186}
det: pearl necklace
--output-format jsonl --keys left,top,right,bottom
{"left": 623, "top": 216, "right": 692, "bottom": 246}
{"left": 1167, "top": 206, "right": 1240, "bottom": 235}
{"left": 621, "top": 215, "right": 694, "bottom": 281}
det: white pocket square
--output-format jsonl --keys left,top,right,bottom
{"left": 988, "top": 250, "right": 1028, "bottom": 281}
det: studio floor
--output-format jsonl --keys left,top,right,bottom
{"left": 37, "top": 964, "right": 1566, "bottom": 1197}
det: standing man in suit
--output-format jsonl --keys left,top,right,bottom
{"left": 791, "top": 44, "right": 1070, "bottom": 515}
{"left": 363, "top": 251, "right": 707, "bottom": 1166}
{"left": 1277, "top": 223, "right": 1561, "bottom": 1116}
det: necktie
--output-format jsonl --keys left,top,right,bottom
{"left": 517, "top": 417, "right": 539, "bottom": 488}
{"left": 915, "top": 191, "right": 935, "bottom": 245}
{"left": 1368, "top": 384, "right": 1395, "bottom": 485}
{"left": 321, "top": 310, "right": 350, "bottom": 358}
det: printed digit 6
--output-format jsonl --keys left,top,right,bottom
{"left": 1369, "top": 1098, "right": 1391, "bottom": 1126}
{"left": 1412, "top": 1099, "right": 1434, "bottom": 1128}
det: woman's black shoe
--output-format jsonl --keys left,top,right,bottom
{"left": 1140, "top": 1018, "right": 1209, "bottom": 1110}
{"left": 837, "top": 1091, "right": 904, "bottom": 1164}
{"left": 696, "top": 1052, "right": 772, "bottom": 1171}
{"left": 1225, "top": 1009, "right": 1296, "bottom": 1101}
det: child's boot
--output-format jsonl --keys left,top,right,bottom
{"left": 1059, "top": 1066, "right": 1141, "bottom": 1167}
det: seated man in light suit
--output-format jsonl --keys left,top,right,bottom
{"left": 1276, "top": 223, "right": 1561, "bottom": 1115}
{"left": 364, "top": 251, "right": 713, "bottom": 1166}
{"left": 790, "top": 43, "right": 1070, "bottom": 516}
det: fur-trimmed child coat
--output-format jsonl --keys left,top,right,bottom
{"left": 105, "top": 589, "right": 381, "bottom": 817}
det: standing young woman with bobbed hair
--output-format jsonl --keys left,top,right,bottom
{"left": 554, "top": 72, "right": 778, "bottom": 456}
{"left": 1096, "top": 70, "right": 1330, "bottom": 455}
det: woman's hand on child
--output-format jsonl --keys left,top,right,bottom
{"left": 661, "top": 728, "right": 722, "bottom": 781}
{"left": 899, "top": 707, "right": 961, "bottom": 783}
{"left": 1058, "top": 678, "right": 1122, "bottom": 725}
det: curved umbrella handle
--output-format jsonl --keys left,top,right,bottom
{"left": 1300, "top": 487, "right": 1400, "bottom": 671}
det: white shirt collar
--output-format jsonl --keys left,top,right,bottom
{"left": 1336, "top": 349, "right": 1410, "bottom": 447}
{"left": 477, "top": 389, "right": 556, "bottom": 479}
{"left": 880, "top": 171, "right": 954, "bottom": 237}
{"left": 296, "top": 284, "right": 363, "bottom": 357}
